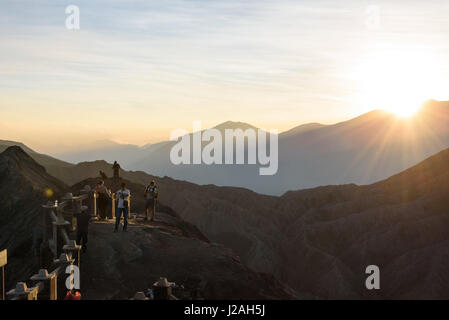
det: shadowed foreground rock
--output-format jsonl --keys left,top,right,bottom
{"left": 0, "top": 146, "right": 67, "bottom": 290}
{"left": 8, "top": 142, "right": 449, "bottom": 299}
{"left": 0, "top": 147, "right": 304, "bottom": 300}
{"left": 80, "top": 215, "right": 300, "bottom": 300}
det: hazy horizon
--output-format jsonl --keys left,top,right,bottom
{"left": 3, "top": 99, "right": 447, "bottom": 156}
{"left": 1, "top": 0, "right": 449, "bottom": 153}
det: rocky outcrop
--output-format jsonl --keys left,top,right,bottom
{"left": 70, "top": 177, "right": 303, "bottom": 299}
{"left": 69, "top": 147, "right": 449, "bottom": 299}
{"left": 0, "top": 146, "right": 67, "bottom": 289}
{"left": 31, "top": 143, "right": 449, "bottom": 299}
{"left": 79, "top": 217, "right": 301, "bottom": 300}
{"left": 5, "top": 142, "right": 449, "bottom": 299}
{"left": 278, "top": 147, "right": 449, "bottom": 299}
{"left": 0, "top": 147, "right": 301, "bottom": 299}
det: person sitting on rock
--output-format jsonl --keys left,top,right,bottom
{"left": 144, "top": 179, "right": 159, "bottom": 221}
{"left": 115, "top": 182, "right": 130, "bottom": 232}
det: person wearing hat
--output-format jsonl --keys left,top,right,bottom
{"left": 144, "top": 180, "right": 159, "bottom": 221}
{"left": 115, "top": 182, "right": 130, "bottom": 232}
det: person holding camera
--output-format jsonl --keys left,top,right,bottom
{"left": 144, "top": 180, "right": 159, "bottom": 222}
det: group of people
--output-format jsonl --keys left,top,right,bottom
{"left": 74, "top": 162, "right": 160, "bottom": 252}
{"left": 93, "top": 179, "right": 159, "bottom": 232}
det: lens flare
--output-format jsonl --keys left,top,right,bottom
{"left": 44, "top": 188, "right": 54, "bottom": 198}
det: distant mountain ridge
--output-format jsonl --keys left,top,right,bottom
{"left": 4, "top": 100, "right": 449, "bottom": 195}
{"left": 53, "top": 144, "right": 449, "bottom": 299}
{"left": 280, "top": 122, "right": 326, "bottom": 138}
{"left": 3, "top": 100, "right": 449, "bottom": 196}
{"left": 129, "top": 100, "right": 449, "bottom": 194}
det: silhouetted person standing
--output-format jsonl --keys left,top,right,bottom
{"left": 74, "top": 210, "right": 90, "bottom": 253}
{"left": 115, "top": 182, "right": 130, "bottom": 232}
{"left": 94, "top": 180, "right": 111, "bottom": 220}
{"left": 113, "top": 161, "right": 120, "bottom": 180}
{"left": 144, "top": 180, "right": 159, "bottom": 221}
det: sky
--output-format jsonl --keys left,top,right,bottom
{"left": 1, "top": 0, "right": 449, "bottom": 153}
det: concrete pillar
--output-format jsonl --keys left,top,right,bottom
{"left": 52, "top": 216, "right": 71, "bottom": 259}
{"left": 152, "top": 277, "right": 174, "bottom": 300}
{"left": 63, "top": 241, "right": 82, "bottom": 268}
{"left": 54, "top": 254, "right": 75, "bottom": 300}
{"left": 30, "top": 269, "right": 57, "bottom": 300}
{"left": 51, "top": 222, "right": 58, "bottom": 257}
{"left": 7, "top": 282, "right": 39, "bottom": 300}
{"left": 42, "top": 204, "right": 57, "bottom": 258}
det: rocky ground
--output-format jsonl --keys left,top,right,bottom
{"left": 4, "top": 143, "right": 449, "bottom": 299}
{"left": 0, "top": 146, "right": 301, "bottom": 299}
{"left": 79, "top": 215, "right": 300, "bottom": 299}
{"left": 70, "top": 177, "right": 303, "bottom": 299}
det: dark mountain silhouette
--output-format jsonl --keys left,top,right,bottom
{"left": 0, "top": 146, "right": 67, "bottom": 290}
{"left": 69, "top": 177, "right": 303, "bottom": 299}
{"left": 277, "top": 147, "right": 449, "bottom": 298}
{"left": 0, "top": 140, "right": 73, "bottom": 172}
{"left": 155, "top": 147, "right": 449, "bottom": 298}
{"left": 0, "top": 146, "right": 301, "bottom": 299}
{"left": 23, "top": 143, "right": 449, "bottom": 298}
{"left": 4, "top": 140, "right": 449, "bottom": 298}
{"left": 60, "top": 147, "right": 449, "bottom": 298}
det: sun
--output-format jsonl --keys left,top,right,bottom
{"left": 387, "top": 99, "right": 423, "bottom": 118}
{"left": 352, "top": 48, "right": 448, "bottom": 118}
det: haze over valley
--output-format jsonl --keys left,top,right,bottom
{"left": 39, "top": 100, "right": 449, "bottom": 195}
